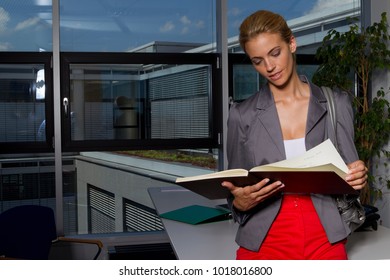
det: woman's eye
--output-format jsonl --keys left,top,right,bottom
{"left": 251, "top": 58, "right": 262, "bottom": 65}
{"left": 271, "top": 49, "right": 281, "bottom": 57}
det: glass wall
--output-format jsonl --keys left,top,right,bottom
{"left": 227, "top": 0, "right": 361, "bottom": 50}
{"left": 0, "top": 0, "right": 53, "bottom": 52}
{"left": 59, "top": 0, "right": 216, "bottom": 52}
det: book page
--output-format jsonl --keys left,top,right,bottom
{"left": 252, "top": 139, "right": 348, "bottom": 173}
{"left": 250, "top": 163, "right": 346, "bottom": 178}
{"left": 175, "top": 168, "right": 249, "bottom": 183}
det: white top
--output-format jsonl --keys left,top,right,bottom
{"left": 284, "top": 137, "right": 306, "bottom": 159}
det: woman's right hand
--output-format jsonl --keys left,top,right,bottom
{"left": 221, "top": 179, "right": 285, "bottom": 212}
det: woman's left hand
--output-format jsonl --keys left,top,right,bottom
{"left": 346, "top": 160, "right": 368, "bottom": 190}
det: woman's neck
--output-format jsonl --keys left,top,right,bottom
{"left": 270, "top": 74, "right": 308, "bottom": 102}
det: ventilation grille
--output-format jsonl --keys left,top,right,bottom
{"left": 124, "top": 199, "right": 164, "bottom": 232}
{"left": 88, "top": 185, "right": 115, "bottom": 234}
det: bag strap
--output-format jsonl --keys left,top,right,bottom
{"left": 321, "top": 86, "right": 339, "bottom": 151}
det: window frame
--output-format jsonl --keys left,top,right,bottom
{"left": 60, "top": 52, "right": 222, "bottom": 152}
{"left": 0, "top": 52, "right": 54, "bottom": 154}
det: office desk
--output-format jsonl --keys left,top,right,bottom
{"left": 347, "top": 226, "right": 390, "bottom": 259}
{"left": 149, "top": 186, "right": 238, "bottom": 259}
{"left": 149, "top": 186, "right": 390, "bottom": 260}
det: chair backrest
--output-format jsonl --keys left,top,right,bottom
{"left": 0, "top": 205, "right": 57, "bottom": 259}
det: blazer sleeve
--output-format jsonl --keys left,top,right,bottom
{"left": 226, "top": 102, "right": 258, "bottom": 225}
{"left": 226, "top": 102, "right": 247, "bottom": 169}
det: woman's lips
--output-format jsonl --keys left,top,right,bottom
{"left": 269, "top": 71, "right": 282, "bottom": 81}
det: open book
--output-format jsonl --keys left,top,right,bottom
{"left": 175, "top": 139, "right": 359, "bottom": 199}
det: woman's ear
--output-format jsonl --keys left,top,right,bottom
{"left": 289, "top": 36, "right": 297, "bottom": 53}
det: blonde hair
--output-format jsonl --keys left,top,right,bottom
{"left": 239, "top": 10, "right": 293, "bottom": 53}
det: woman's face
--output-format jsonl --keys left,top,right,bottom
{"left": 245, "top": 32, "right": 296, "bottom": 88}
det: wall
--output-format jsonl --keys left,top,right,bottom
{"left": 73, "top": 152, "right": 212, "bottom": 259}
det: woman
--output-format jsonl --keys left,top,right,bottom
{"left": 221, "top": 10, "right": 367, "bottom": 260}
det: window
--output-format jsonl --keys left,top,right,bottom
{"left": 61, "top": 52, "right": 221, "bottom": 152}
{"left": 0, "top": 53, "right": 53, "bottom": 153}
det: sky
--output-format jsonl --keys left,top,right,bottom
{"left": 0, "top": 0, "right": 359, "bottom": 52}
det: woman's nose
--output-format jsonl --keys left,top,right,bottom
{"left": 264, "top": 59, "right": 275, "bottom": 72}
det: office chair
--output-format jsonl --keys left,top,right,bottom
{"left": 0, "top": 205, "right": 103, "bottom": 260}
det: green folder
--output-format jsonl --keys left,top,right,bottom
{"left": 159, "top": 204, "right": 231, "bottom": 225}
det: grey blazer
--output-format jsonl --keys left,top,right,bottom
{"left": 226, "top": 76, "right": 358, "bottom": 252}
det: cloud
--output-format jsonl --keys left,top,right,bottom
{"left": 180, "top": 15, "right": 191, "bottom": 25}
{"left": 160, "top": 21, "right": 175, "bottom": 33}
{"left": 160, "top": 15, "right": 204, "bottom": 35}
{"left": 181, "top": 26, "right": 189, "bottom": 35}
{"left": 307, "top": 0, "right": 356, "bottom": 14}
{"left": 14, "top": 17, "right": 41, "bottom": 31}
{"left": 35, "top": 0, "right": 51, "bottom": 5}
{"left": 232, "top": 19, "right": 242, "bottom": 30}
{"left": 228, "top": 7, "right": 242, "bottom": 17}
{"left": 0, "top": 42, "right": 11, "bottom": 51}
{"left": 195, "top": 20, "right": 205, "bottom": 29}
{"left": 0, "top": 7, "right": 10, "bottom": 33}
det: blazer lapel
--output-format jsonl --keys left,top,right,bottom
{"left": 305, "top": 82, "right": 328, "bottom": 150}
{"left": 255, "top": 86, "right": 286, "bottom": 161}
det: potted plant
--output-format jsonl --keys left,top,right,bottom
{"left": 312, "top": 12, "right": 390, "bottom": 205}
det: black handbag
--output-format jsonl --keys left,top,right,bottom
{"left": 322, "top": 86, "right": 366, "bottom": 232}
{"left": 335, "top": 194, "right": 366, "bottom": 232}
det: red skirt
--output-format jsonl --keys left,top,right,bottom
{"left": 236, "top": 194, "right": 347, "bottom": 260}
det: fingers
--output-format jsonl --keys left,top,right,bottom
{"left": 346, "top": 160, "right": 368, "bottom": 190}
{"left": 347, "top": 174, "right": 368, "bottom": 190}
{"left": 222, "top": 179, "right": 284, "bottom": 211}
{"left": 221, "top": 178, "right": 270, "bottom": 192}
{"left": 221, "top": 178, "right": 282, "bottom": 196}
{"left": 220, "top": 180, "right": 237, "bottom": 191}
{"left": 347, "top": 160, "right": 366, "bottom": 175}
{"left": 254, "top": 180, "right": 285, "bottom": 197}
